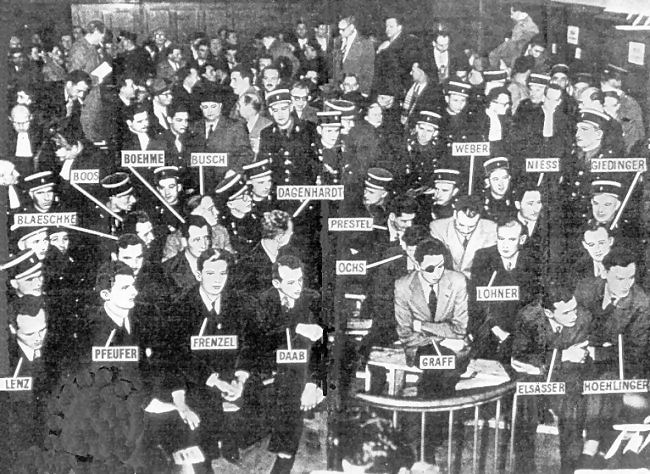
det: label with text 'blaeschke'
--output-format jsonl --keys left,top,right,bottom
{"left": 190, "top": 153, "right": 228, "bottom": 167}
{"left": 121, "top": 150, "right": 165, "bottom": 167}
{"left": 526, "top": 158, "right": 560, "bottom": 172}
{"left": 419, "top": 355, "right": 456, "bottom": 370}
{"left": 452, "top": 142, "right": 491, "bottom": 156}
{"left": 476, "top": 286, "right": 519, "bottom": 301}
{"left": 517, "top": 382, "right": 566, "bottom": 395}
{"left": 191, "top": 335, "right": 238, "bottom": 350}
{"left": 583, "top": 379, "right": 649, "bottom": 394}
{"left": 71, "top": 169, "right": 100, "bottom": 184}
{"left": 14, "top": 212, "right": 77, "bottom": 227}
{"left": 590, "top": 158, "right": 647, "bottom": 173}
{"left": 0, "top": 377, "right": 33, "bottom": 391}
{"left": 92, "top": 346, "right": 139, "bottom": 362}
{"left": 276, "top": 185, "right": 344, "bottom": 200}
{"left": 336, "top": 260, "right": 367, "bottom": 275}
{"left": 328, "top": 218, "right": 373, "bottom": 231}
{"left": 276, "top": 349, "right": 307, "bottom": 364}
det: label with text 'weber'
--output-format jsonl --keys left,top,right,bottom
{"left": 276, "top": 186, "right": 344, "bottom": 200}
{"left": 70, "top": 169, "right": 100, "bottom": 184}
{"left": 452, "top": 142, "right": 491, "bottom": 156}
{"left": 0, "top": 377, "right": 32, "bottom": 391}
{"left": 590, "top": 158, "right": 647, "bottom": 173}
{"left": 328, "top": 218, "right": 373, "bottom": 231}
{"left": 419, "top": 355, "right": 456, "bottom": 370}
{"left": 583, "top": 379, "right": 649, "bottom": 394}
{"left": 517, "top": 382, "right": 566, "bottom": 395}
{"left": 336, "top": 260, "right": 367, "bottom": 275}
{"left": 191, "top": 335, "right": 238, "bottom": 350}
{"left": 276, "top": 349, "right": 308, "bottom": 364}
{"left": 476, "top": 286, "right": 519, "bottom": 301}
{"left": 14, "top": 212, "right": 77, "bottom": 227}
{"left": 92, "top": 346, "right": 139, "bottom": 362}
{"left": 190, "top": 153, "right": 228, "bottom": 167}
{"left": 526, "top": 158, "right": 560, "bottom": 172}
{"left": 121, "top": 150, "right": 165, "bottom": 167}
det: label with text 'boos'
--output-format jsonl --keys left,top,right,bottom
{"left": 191, "top": 335, "right": 238, "bottom": 350}
{"left": 476, "top": 286, "right": 519, "bottom": 301}
{"left": 0, "top": 377, "right": 32, "bottom": 391}
{"left": 121, "top": 150, "right": 165, "bottom": 167}
{"left": 583, "top": 379, "right": 649, "bottom": 394}
{"left": 328, "top": 218, "right": 373, "bottom": 231}
{"left": 190, "top": 153, "right": 228, "bottom": 167}
{"left": 92, "top": 346, "right": 139, "bottom": 362}
{"left": 70, "top": 169, "right": 100, "bottom": 184}
{"left": 336, "top": 260, "right": 367, "bottom": 275}
{"left": 14, "top": 212, "right": 77, "bottom": 227}
{"left": 590, "top": 158, "right": 647, "bottom": 173}
{"left": 276, "top": 349, "right": 308, "bottom": 364}
{"left": 526, "top": 158, "right": 560, "bottom": 172}
{"left": 517, "top": 382, "right": 566, "bottom": 395}
{"left": 419, "top": 355, "right": 456, "bottom": 370}
{"left": 276, "top": 185, "right": 344, "bottom": 200}
{"left": 452, "top": 142, "right": 491, "bottom": 156}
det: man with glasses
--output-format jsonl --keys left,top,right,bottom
{"left": 333, "top": 16, "right": 375, "bottom": 96}
{"left": 149, "top": 78, "right": 174, "bottom": 135}
{"left": 290, "top": 80, "right": 318, "bottom": 125}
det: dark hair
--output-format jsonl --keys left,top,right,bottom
{"left": 414, "top": 238, "right": 448, "bottom": 266}
{"left": 197, "top": 247, "right": 234, "bottom": 272}
{"left": 388, "top": 195, "right": 419, "bottom": 217}
{"left": 176, "top": 66, "right": 198, "bottom": 83}
{"left": 9, "top": 295, "right": 44, "bottom": 327}
{"left": 122, "top": 211, "right": 151, "bottom": 234}
{"left": 168, "top": 99, "right": 190, "bottom": 117}
{"left": 183, "top": 194, "right": 204, "bottom": 216}
{"left": 453, "top": 195, "right": 482, "bottom": 218}
{"left": 95, "top": 261, "right": 134, "bottom": 293}
{"left": 272, "top": 254, "right": 304, "bottom": 281}
{"left": 487, "top": 86, "right": 510, "bottom": 103}
{"left": 513, "top": 180, "right": 543, "bottom": 202}
{"left": 181, "top": 215, "right": 210, "bottom": 239}
{"left": 86, "top": 21, "right": 105, "bottom": 34}
{"left": 528, "top": 34, "right": 545, "bottom": 48}
{"left": 115, "top": 233, "right": 144, "bottom": 254}
{"left": 541, "top": 279, "right": 575, "bottom": 311}
{"left": 602, "top": 247, "right": 636, "bottom": 271}
{"left": 582, "top": 219, "right": 611, "bottom": 240}
{"left": 240, "top": 93, "right": 262, "bottom": 113}
{"left": 66, "top": 70, "right": 91, "bottom": 86}
{"left": 231, "top": 64, "right": 254, "bottom": 83}
{"left": 126, "top": 103, "right": 149, "bottom": 121}
{"left": 262, "top": 210, "right": 292, "bottom": 239}
{"left": 513, "top": 55, "right": 534, "bottom": 74}
{"left": 403, "top": 225, "right": 431, "bottom": 247}
{"left": 290, "top": 79, "right": 311, "bottom": 93}
{"left": 495, "top": 217, "right": 523, "bottom": 235}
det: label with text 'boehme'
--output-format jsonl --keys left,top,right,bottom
{"left": 92, "top": 346, "right": 139, "bottom": 362}
{"left": 526, "top": 158, "right": 560, "bottom": 172}
{"left": 476, "top": 286, "right": 519, "bottom": 301}
{"left": 0, "top": 377, "right": 32, "bottom": 391}
{"left": 336, "top": 260, "right": 367, "bottom": 275}
{"left": 583, "top": 379, "right": 649, "bottom": 394}
{"left": 190, "top": 153, "right": 228, "bottom": 167}
{"left": 591, "top": 158, "right": 647, "bottom": 173}
{"left": 517, "top": 382, "right": 566, "bottom": 395}
{"left": 452, "top": 142, "right": 491, "bottom": 156}
{"left": 419, "top": 355, "right": 456, "bottom": 370}
{"left": 276, "top": 349, "right": 307, "bottom": 364}
{"left": 70, "top": 169, "right": 100, "bottom": 184}
{"left": 14, "top": 212, "right": 77, "bottom": 227}
{"left": 328, "top": 218, "right": 373, "bottom": 231}
{"left": 121, "top": 150, "right": 165, "bottom": 167}
{"left": 191, "top": 335, "right": 238, "bottom": 350}
{"left": 276, "top": 186, "right": 344, "bottom": 200}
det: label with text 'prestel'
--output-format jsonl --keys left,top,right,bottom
{"left": 328, "top": 218, "right": 373, "bottom": 231}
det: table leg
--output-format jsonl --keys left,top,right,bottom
{"left": 473, "top": 405, "right": 479, "bottom": 474}
{"left": 494, "top": 398, "right": 501, "bottom": 473}
{"left": 387, "top": 368, "right": 396, "bottom": 396}
{"left": 364, "top": 364, "right": 370, "bottom": 393}
{"left": 448, "top": 410, "right": 454, "bottom": 474}
{"left": 509, "top": 393, "right": 518, "bottom": 472}
{"left": 392, "top": 410, "right": 398, "bottom": 428}
{"left": 420, "top": 412, "right": 426, "bottom": 463}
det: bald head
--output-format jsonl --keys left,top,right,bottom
{"left": 10, "top": 104, "right": 31, "bottom": 133}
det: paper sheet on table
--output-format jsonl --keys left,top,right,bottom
{"left": 455, "top": 358, "right": 510, "bottom": 390}
{"left": 144, "top": 398, "right": 178, "bottom": 413}
{"left": 90, "top": 62, "right": 112, "bottom": 82}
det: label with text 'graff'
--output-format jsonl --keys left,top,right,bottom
{"left": 419, "top": 355, "right": 456, "bottom": 370}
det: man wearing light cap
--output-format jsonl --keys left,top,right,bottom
{"left": 3, "top": 250, "right": 44, "bottom": 302}
{"left": 12, "top": 226, "right": 50, "bottom": 263}
{"left": 403, "top": 110, "right": 443, "bottom": 189}
{"left": 215, "top": 171, "right": 260, "bottom": 255}
{"left": 576, "top": 88, "right": 625, "bottom": 156}
{"left": 242, "top": 159, "right": 275, "bottom": 219}
{"left": 21, "top": 171, "right": 58, "bottom": 214}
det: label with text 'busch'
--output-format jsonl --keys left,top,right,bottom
{"left": 14, "top": 212, "right": 77, "bottom": 227}
{"left": 590, "top": 158, "right": 647, "bottom": 173}
{"left": 276, "top": 185, "right": 344, "bottom": 200}
{"left": 419, "top": 355, "right": 456, "bottom": 370}
{"left": 452, "top": 142, "right": 491, "bottom": 156}
{"left": 92, "top": 346, "right": 139, "bottom": 362}
{"left": 476, "top": 286, "right": 519, "bottom": 301}
{"left": 191, "top": 335, "right": 238, "bottom": 350}
{"left": 583, "top": 379, "right": 649, "bottom": 394}
{"left": 0, "top": 377, "right": 32, "bottom": 391}
{"left": 276, "top": 349, "right": 307, "bottom": 364}
{"left": 190, "top": 153, "right": 228, "bottom": 167}
{"left": 121, "top": 150, "right": 165, "bottom": 167}
{"left": 328, "top": 218, "right": 373, "bottom": 231}
{"left": 336, "top": 260, "right": 367, "bottom": 275}
{"left": 526, "top": 158, "right": 560, "bottom": 172}
{"left": 517, "top": 382, "right": 566, "bottom": 395}
{"left": 70, "top": 169, "right": 100, "bottom": 184}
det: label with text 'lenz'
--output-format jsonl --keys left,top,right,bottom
{"left": 328, "top": 218, "right": 373, "bottom": 231}
{"left": 452, "top": 142, "right": 491, "bottom": 156}
{"left": 0, "top": 377, "right": 32, "bottom": 391}
{"left": 14, "top": 212, "right": 77, "bottom": 227}
{"left": 191, "top": 335, "right": 238, "bottom": 350}
{"left": 70, "top": 169, "right": 100, "bottom": 184}
{"left": 336, "top": 260, "right": 367, "bottom": 275}
{"left": 526, "top": 158, "right": 560, "bottom": 172}
{"left": 476, "top": 286, "right": 519, "bottom": 301}
{"left": 583, "top": 379, "right": 649, "bottom": 394}
{"left": 419, "top": 355, "right": 456, "bottom": 370}
{"left": 92, "top": 346, "right": 139, "bottom": 362}
{"left": 590, "top": 158, "right": 647, "bottom": 173}
{"left": 121, "top": 150, "right": 165, "bottom": 167}
{"left": 190, "top": 153, "right": 228, "bottom": 167}
{"left": 276, "top": 349, "right": 308, "bottom": 364}
{"left": 517, "top": 382, "right": 566, "bottom": 395}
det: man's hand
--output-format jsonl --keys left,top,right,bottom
{"left": 413, "top": 320, "right": 422, "bottom": 332}
{"left": 511, "top": 358, "right": 541, "bottom": 375}
{"left": 491, "top": 326, "right": 510, "bottom": 343}
{"left": 562, "top": 341, "right": 589, "bottom": 363}
{"left": 178, "top": 405, "right": 200, "bottom": 430}
{"left": 440, "top": 338, "right": 466, "bottom": 353}
{"left": 222, "top": 378, "right": 244, "bottom": 401}
{"left": 205, "top": 373, "right": 234, "bottom": 393}
{"left": 300, "top": 383, "right": 324, "bottom": 411}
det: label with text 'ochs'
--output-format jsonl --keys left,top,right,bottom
{"left": 517, "top": 382, "right": 566, "bottom": 395}
{"left": 190, "top": 153, "right": 228, "bottom": 167}
{"left": 92, "top": 346, "right": 139, "bottom": 362}
{"left": 590, "top": 158, "right": 647, "bottom": 173}
{"left": 451, "top": 142, "right": 491, "bottom": 157}
{"left": 328, "top": 218, "right": 373, "bottom": 231}
{"left": 419, "top": 355, "right": 456, "bottom": 370}
{"left": 276, "top": 185, "right": 344, "bottom": 200}
{"left": 0, "top": 377, "right": 32, "bottom": 391}
{"left": 276, "top": 349, "right": 308, "bottom": 364}
{"left": 336, "top": 260, "right": 367, "bottom": 275}
{"left": 191, "top": 335, "right": 238, "bottom": 350}
{"left": 583, "top": 379, "right": 649, "bottom": 394}
{"left": 526, "top": 158, "right": 560, "bottom": 172}
{"left": 476, "top": 286, "right": 519, "bottom": 301}
{"left": 70, "top": 169, "right": 100, "bottom": 184}
{"left": 121, "top": 150, "right": 165, "bottom": 167}
{"left": 14, "top": 212, "right": 77, "bottom": 227}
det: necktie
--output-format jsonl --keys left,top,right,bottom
{"left": 16, "top": 132, "right": 32, "bottom": 157}
{"left": 462, "top": 236, "right": 469, "bottom": 249}
{"left": 604, "top": 297, "right": 616, "bottom": 311}
{"left": 428, "top": 285, "right": 437, "bottom": 318}
{"left": 206, "top": 124, "right": 214, "bottom": 140}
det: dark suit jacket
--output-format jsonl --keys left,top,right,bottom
{"left": 156, "top": 60, "right": 178, "bottom": 81}
{"left": 418, "top": 41, "right": 466, "bottom": 85}
{"left": 333, "top": 33, "right": 375, "bottom": 95}
{"left": 373, "top": 32, "right": 421, "bottom": 98}
{"left": 162, "top": 251, "right": 199, "bottom": 293}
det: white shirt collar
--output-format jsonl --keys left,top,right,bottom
{"left": 199, "top": 285, "right": 221, "bottom": 314}
{"left": 17, "top": 341, "right": 37, "bottom": 362}
{"left": 136, "top": 132, "right": 150, "bottom": 150}
{"left": 500, "top": 253, "right": 519, "bottom": 270}
{"left": 104, "top": 302, "right": 131, "bottom": 334}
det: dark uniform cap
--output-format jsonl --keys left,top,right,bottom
{"left": 23, "top": 171, "right": 55, "bottom": 193}
{"left": 317, "top": 111, "right": 342, "bottom": 127}
{"left": 153, "top": 166, "right": 179, "bottom": 184}
{"left": 11, "top": 226, "right": 49, "bottom": 245}
{"left": 365, "top": 167, "right": 393, "bottom": 191}
{"left": 150, "top": 77, "right": 173, "bottom": 96}
{"left": 324, "top": 99, "right": 358, "bottom": 119}
{"left": 214, "top": 172, "right": 249, "bottom": 201}
{"left": 604, "top": 63, "right": 629, "bottom": 75}
{"left": 483, "top": 70, "right": 508, "bottom": 82}
{"left": 416, "top": 111, "right": 441, "bottom": 127}
{"left": 550, "top": 63, "right": 570, "bottom": 77}
{"left": 1, "top": 249, "right": 42, "bottom": 280}
{"left": 483, "top": 157, "right": 510, "bottom": 175}
{"left": 425, "top": 168, "right": 461, "bottom": 194}
{"left": 266, "top": 89, "right": 292, "bottom": 107}
{"left": 197, "top": 82, "right": 229, "bottom": 104}
{"left": 101, "top": 172, "right": 133, "bottom": 198}
{"left": 242, "top": 159, "right": 272, "bottom": 181}
{"left": 446, "top": 81, "right": 472, "bottom": 97}
{"left": 118, "top": 30, "right": 138, "bottom": 43}
{"left": 591, "top": 180, "right": 622, "bottom": 199}
{"left": 11, "top": 294, "right": 43, "bottom": 317}
{"left": 574, "top": 72, "right": 593, "bottom": 85}
{"left": 578, "top": 108, "right": 609, "bottom": 131}
{"left": 528, "top": 73, "right": 551, "bottom": 85}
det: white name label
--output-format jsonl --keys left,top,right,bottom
{"left": 276, "top": 349, "right": 308, "bottom": 363}
{"left": 328, "top": 218, "right": 373, "bottom": 231}
{"left": 419, "top": 355, "right": 456, "bottom": 370}
{"left": 0, "top": 377, "right": 33, "bottom": 391}
{"left": 336, "top": 260, "right": 367, "bottom": 275}
{"left": 583, "top": 379, "right": 649, "bottom": 394}
{"left": 121, "top": 150, "right": 165, "bottom": 167}
{"left": 476, "top": 286, "right": 519, "bottom": 301}
{"left": 190, "top": 335, "right": 238, "bottom": 350}
{"left": 517, "top": 382, "right": 566, "bottom": 395}
{"left": 526, "top": 158, "right": 560, "bottom": 172}
{"left": 70, "top": 169, "right": 100, "bottom": 184}
{"left": 452, "top": 142, "right": 491, "bottom": 156}
{"left": 590, "top": 158, "right": 647, "bottom": 173}
{"left": 190, "top": 153, "right": 228, "bottom": 167}
{"left": 14, "top": 212, "right": 77, "bottom": 227}
{"left": 276, "top": 185, "right": 344, "bottom": 200}
{"left": 173, "top": 446, "right": 205, "bottom": 465}
{"left": 92, "top": 346, "right": 139, "bottom": 362}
